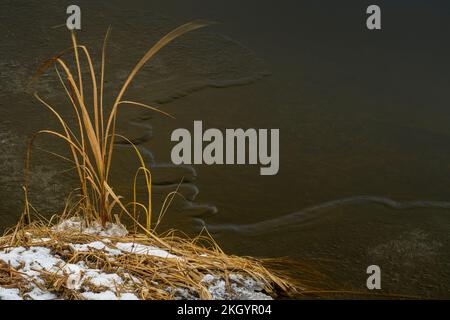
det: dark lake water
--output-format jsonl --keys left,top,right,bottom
{"left": 1, "top": 0, "right": 450, "bottom": 298}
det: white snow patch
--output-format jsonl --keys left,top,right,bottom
{"left": 68, "top": 240, "right": 179, "bottom": 259}
{"left": 69, "top": 241, "right": 122, "bottom": 256}
{"left": 0, "top": 245, "right": 137, "bottom": 300}
{"left": 200, "top": 273, "right": 272, "bottom": 300}
{"left": 25, "top": 287, "right": 57, "bottom": 300}
{"left": 53, "top": 218, "right": 128, "bottom": 237}
{"left": 0, "top": 287, "right": 22, "bottom": 300}
{"left": 202, "top": 274, "right": 215, "bottom": 283}
{"left": 115, "top": 242, "right": 179, "bottom": 259}
{"left": 0, "top": 246, "right": 62, "bottom": 276}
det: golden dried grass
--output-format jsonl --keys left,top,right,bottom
{"left": 1, "top": 21, "right": 312, "bottom": 300}
{"left": 0, "top": 219, "right": 309, "bottom": 299}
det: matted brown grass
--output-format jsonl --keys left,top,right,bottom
{"left": 0, "top": 218, "right": 320, "bottom": 300}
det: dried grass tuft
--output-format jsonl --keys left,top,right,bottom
{"left": 0, "top": 21, "right": 324, "bottom": 300}
{"left": 0, "top": 220, "right": 314, "bottom": 300}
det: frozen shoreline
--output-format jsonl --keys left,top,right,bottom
{"left": 0, "top": 219, "right": 273, "bottom": 300}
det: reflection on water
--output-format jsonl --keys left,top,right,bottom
{"left": 1, "top": 0, "right": 450, "bottom": 298}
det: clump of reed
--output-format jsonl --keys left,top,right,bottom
{"left": 25, "top": 21, "right": 212, "bottom": 232}
{"left": 5, "top": 21, "right": 318, "bottom": 299}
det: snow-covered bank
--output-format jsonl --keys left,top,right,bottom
{"left": 0, "top": 219, "right": 277, "bottom": 300}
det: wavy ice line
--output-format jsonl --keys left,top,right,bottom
{"left": 202, "top": 195, "right": 450, "bottom": 234}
